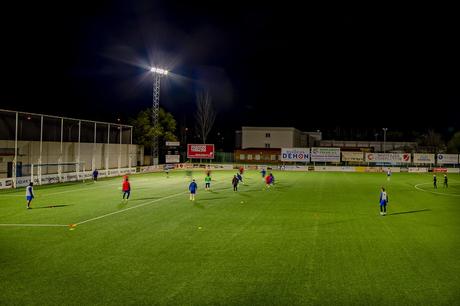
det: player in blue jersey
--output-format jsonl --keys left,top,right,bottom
{"left": 236, "top": 172, "right": 243, "bottom": 184}
{"left": 189, "top": 179, "right": 198, "bottom": 201}
{"left": 261, "top": 168, "right": 266, "bottom": 179}
{"left": 26, "top": 182, "right": 34, "bottom": 209}
{"left": 379, "top": 187, "right": 389, "bottom": 216}
{"left": 92, "top": 169, "right": 99, "bottom": 182}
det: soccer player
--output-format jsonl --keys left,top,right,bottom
{"left": 239, "top": 166, "right": 244, "bottom": 175}
{"left": 433, "top": 174, "right": 437, "bottom": 189}
{"left": 92, "top": 169, "right": 99, "bottom": 182}
{"left": 232, "top": 175, "right": 239, "bottom": 191}
{"left": 444, "top": 174, "right": 448, "bottom": 188}
{"left": 261, "top": 168, "right": 266, "bottom": 179}
{"left": 189, "top": 179, "right": 198, "bottom": 201}
{"left": 379, "top": 187, "right": 389, "bottom": 216}
{"left": 164, "top": 165, "right": 170, "bottom": 178}
{"left": 26, "top": 182, "right": 34, "bottom": 209}
{"left": 122, "top": 177, "right": 131, "bottom": 201}
{"left": 269, "top": 173, "right": 275, "bottom": 185}
{"left": 265, "top": 174, "right": 272, "bottom": 188}
{"left": 236, "top": 172, "right": 243, "bottom": 184}
{"left": 387, "top": 168, "right": 391, "bottom": 181}
{"left": 205, "top": 174, "right": 211, "bottom": 191}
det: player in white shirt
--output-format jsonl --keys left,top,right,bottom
{"left": 379, "top": 187, "right": 389, "bottom": 216}
{"left": 26, "top": 182, "right": 34, "bottom": 209}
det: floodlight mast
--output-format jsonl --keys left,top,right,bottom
{"left": 150, "top": 67, "right": 169, "bottom": 165}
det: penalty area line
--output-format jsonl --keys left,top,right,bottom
{"left": 74, "top": 190, "right": 188, "bottom": 226}
{"left": 0, "top": 223, "right": 68, "bottom": 227}
{"left": 414, "top": 183, "right": 460, "bottom": 197}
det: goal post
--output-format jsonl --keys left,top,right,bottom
{"left": 25, "top": 162, "right": 86, "bottom": 185}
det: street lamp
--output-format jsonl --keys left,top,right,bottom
{"left": 382, "top": 128, "right": 388, "bottom": 153}
{"left": 150, "top": 66, "right": 169, "bottom": 165}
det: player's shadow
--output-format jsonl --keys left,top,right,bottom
{"left": 34, "top": 204, "right": 72, "bottom": 209}
{"left": 193, "top": 202, "right": 205, "bottom": 209}
{"left": 199, "top": 197, "right": 226, "bottom": 201}
{"left": 388, "top": 209, "right": 431, "bottom": 216}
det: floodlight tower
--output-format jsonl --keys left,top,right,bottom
{"left": 382, "top": 128, "right": 388, "bottom": 153}
{"left": 150, "top": 67, "right": 168, "bottom": 165}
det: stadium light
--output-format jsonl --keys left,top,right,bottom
{"left": 382, "top": 128, "right": 388, "bottom": 153}
{"left": 149, "top": 66, "right": 169, "bottom": 165}
{"left": 150, "top": 67, "right": 169, "bottom": 75}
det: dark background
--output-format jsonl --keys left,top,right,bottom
{"left": 1, "top": 1, "right": 459, "bottom": 149}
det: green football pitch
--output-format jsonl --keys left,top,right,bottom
{"left": 1, "top": 170, "right": 459, "bottom": 305}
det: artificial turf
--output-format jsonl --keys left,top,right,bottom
{"left": 0, "top": 170, "right": 459, "bottom": 305}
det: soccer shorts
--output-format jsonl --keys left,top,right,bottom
{"left": 26, "top": 196, "right": 33, "bottom": 201}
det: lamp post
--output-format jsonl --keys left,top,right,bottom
{"left": 150, "top": 67, "right": 168, "bottom": 165}
{"left": 382, "top": 128, "right": 388, "bottom": 153}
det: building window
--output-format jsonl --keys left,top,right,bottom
{"left": 239, "top": 154, "right": 245, "bottom": 160}
{"left": 270, "top": 155, "right": 276, "bottom": 161}
{"left": 265, "top": 133, "right": 270, "bottom": 138}
{"left": 255, "top": 154, "right": 260, "bottom": 160}
{"left": 247, "top": 154, "right": 253, "bottom": 160}
{"left": 265, "top": 143, "right": 270, "bottom": 148}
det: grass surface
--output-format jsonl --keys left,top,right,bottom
{"left": 1, "top": 170, "right": 459, "bottom": 305}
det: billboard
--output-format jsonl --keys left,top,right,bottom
{"left": 341, "top": 151, "right": 364, "bottom": 162}
{"left": 311, "top": 147, "right": 340, "bottom": 162}
{"left": 166, "top": 141, "right": 180, "bottom": 147}
{"left": 365, "top": 153, "right": 411, "bottom": 163}
{"left": 437, "top": 154, "right": 459, "bottom": 164}
{"left": 165, "top": 155, "right": 180, "bottom": 163}
{"left": 187, "top": 144, "right": 215, "bottom": 159}
{"left": 281, "top": 148, "right": 310, "bottom": 162}
{"left": 413, "top": 153, "right": 435, "bottom": 164}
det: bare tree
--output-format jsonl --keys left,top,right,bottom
{"left": 195, "top": 90, "right": 216, "bottom": 144}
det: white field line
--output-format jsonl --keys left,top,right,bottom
{"left": 0, "top": 223, "right": 68, "bottom": 227}
{"left": 0, "top": 176, "right": 193, "bottom": 197}
{"left": 74, "top": 191, "right": 187, "bottom": 226}
{"left": 414, "top": 183, "right": 460, "bottom": 197}
{"left": 75, "top": 180, "right": 227, "bottom": 226}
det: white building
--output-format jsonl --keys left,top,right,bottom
{"left": 239, "top": 127, "right": 322, "bottom": 149}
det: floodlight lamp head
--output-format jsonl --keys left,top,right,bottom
{"left": 150, "top": 67, "right": 169, "bottom": 75}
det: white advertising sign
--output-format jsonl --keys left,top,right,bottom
{"left": 165, "top": 155, "right": 180, "bottom": 163}
{"left": 413, "top": 153, "right": 435, "bottom": 164}
{"left": 281, "top": 148, "right": 310, "bottom": 162}
{"left": 166, "top": 141, "right": 180, "bottom": 146}
{"left": 365, "top": 153, "right": 411, "bottom": 163}
{"left": 311, "top": 147, "right": 341, "bottom": 162}
{"left": 437, "top": 154, "right": 459, "bottom": 164}
{"left": 341, "top": 151, "right": 364, "bottom": 162}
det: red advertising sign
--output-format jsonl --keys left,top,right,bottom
{"left": 433, "top": 168, "right": 448, "bottom": 173}
{"left": 187, "top": 144, "right": 215, "bottom": 159}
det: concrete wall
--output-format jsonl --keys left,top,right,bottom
{"left": 0, "top": 140, "right": 142, "bottom": 177}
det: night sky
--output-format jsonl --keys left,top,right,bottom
{"left": 1, "top": 2, "right": 459, "bottom": 146}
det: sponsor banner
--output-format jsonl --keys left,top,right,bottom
{"left": 437, "top": 154, "right": 459, "bottom": 164}
{"left": 0, "top": 178, "right": 13, "bottom": 189}
{"left": 174, "top": 163, "right": 193, "bottom": 170}
{"left": 365, "top": 153, "right": 411, "bottom": 163}
{"left": 139, "top": 165, "right": 163, "bottom": 173}
{"left": 192, "top": 164, "right": 234, "bottom": 170}
{"left": 279, "top": 165, "right": 309, "bottom": 171}
{"left": 281, "top": 148, "right": 310, "bottom": 162}
{"left": 314, "top": 166, "right": 356, "bottom": 172}
{"left": 166, "top": 141, "right": 180, "bottom": 146}
{"left": 447, "top": 168, "right": 460, "bottom": 173}
{"left": 341, "top": 151, "right": 364, "bottom": 162}
{"left": 355, "top": 166, "right": 366, "bottom": 172}
{"left": 165, "top": 155, "right": 180, "bottom": 163}
{"left": 187, "top": 144, "right": 215, "bottom": 159}
{"left": 413, "top": 153, "right": 435, "bottom": 164}
{"left": 408, "top": 167, "right": 428, "bottom": 173}
{"left": 311, "top": 147, "right": 341, "bottom": 162}
{"left": 433, "top": 168, "right": 448, "bottom": 173}
{"left": 382, "top": 167, "right": 401, "bottom": 173}
{"left": 16, "top": 177, "right": 32, "bottom": 187}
